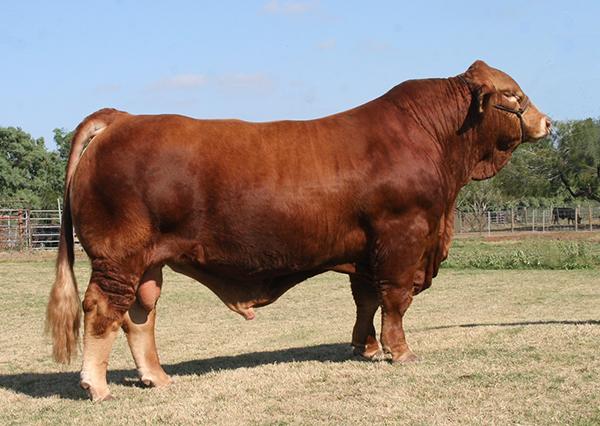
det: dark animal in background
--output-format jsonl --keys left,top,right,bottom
{"left": 552, "top": 207, "right": 581, "bottom": 225}
{"left": 46, "top": 60, "right": 551, "bottom": 401}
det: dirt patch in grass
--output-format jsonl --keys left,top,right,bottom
{"left": 1, "top": 259, "right": 599, "bottom": 424}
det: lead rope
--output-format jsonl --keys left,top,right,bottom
{"left": 493, "top": 97, "right": 529, "bottom": 142}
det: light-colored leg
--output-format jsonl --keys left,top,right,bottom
{"left": 80, "top": 305, "right": 120, "bottom": 402}
{"left": 79, "top": 259, "right": 138, "bottom": 401}
{"left": 122, "top": 301, "right": 172, "bottom": 387}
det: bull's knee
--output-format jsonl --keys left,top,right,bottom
{"left": 82, "top": 283, "right": 131, "bottom": 336}
{"left": 84, "top": 262, "right": 139, "bottom": 334}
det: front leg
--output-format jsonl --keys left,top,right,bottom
{"left": 378, "top": 274, "right": 418, "bottom": 363}
{"left": 372, "top": 218, "right": 429, "bottom": 363}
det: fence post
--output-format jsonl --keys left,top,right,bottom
{"left": 17, "top": 209, "right": 24, "bottom": 249}
{"left": 589, "top": 205, "right": 593, "bottom": 231}
{"left": 542, "top": 210, "right": 545, "bottom": 232}
{"left": 575, "top": 206, "right": 579, "bottom": 232}
{"left": 487, "top": 211, "right": 491, "bottom": 236}
{"left": 511, "top": 207, "right": 515, "bottom": 232}
{"left": 532, "top": 209, "right": 536, "bottom": 232}
{"left": 26, "top": 209, "right": 32, "bottom": 249}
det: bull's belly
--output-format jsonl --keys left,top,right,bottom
{"left": 166, "top": 258, "right": 331, "bottom": 320}
{"left": 178, "top": 224, "right": 366, "bottom": 280}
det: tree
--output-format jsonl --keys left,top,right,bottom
{"left": 552, "top": 119, "right": 600, "bottom": 202}
{"left": 53, "top": 128, "right": 73, "bottom": 165}
{"left": 494, "top": 138, "right": 562, "bottom": 202}
{"left": 0, "top": 127, "right": 64, "bottom": 208}
{"left": 456, "top": 179, "right": 503, "bottom": 214}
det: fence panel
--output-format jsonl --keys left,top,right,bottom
{"left": 29, "top": 210, "right": 62, "bottom": 249}
{"left": 0, "top": 208, "right": 67, "bottom": 250}
{"left": 455, "top": 205, "right": 600, "bottom": 234}
{"left": 0, "top": 209, "right": 29, "bottom": 249}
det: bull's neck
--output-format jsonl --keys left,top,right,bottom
{"left": 381, "top": 77, "right": 479, "bottom": 193}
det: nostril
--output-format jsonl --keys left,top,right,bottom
{"left": 545, "top": 117, "right": 552, "bottom": 129}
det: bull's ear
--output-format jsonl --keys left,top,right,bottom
{"left": 473, "top": 83, "right": 494, "bottom": 114}
{"left": 461, "top": 60, "right": 496, "bottom": 114}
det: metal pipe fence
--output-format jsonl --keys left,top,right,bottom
{"left": 0, "top": 209, "right": 64, "bottom": 250}
{"left": 1, "top": 206, "right": 599, "bottom": 250}
{"left": 455, "top": 206, "right": 600, "bottom": 234}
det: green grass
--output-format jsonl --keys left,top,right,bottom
{"left": 0, "top": 254, "right": 599, "bottom": 425}
{"left": 445, "top": 234, "right": 600, "bottom": 269}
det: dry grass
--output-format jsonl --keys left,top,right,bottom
{"left": 0, "top": 258, "right": 599, "bottom": 425}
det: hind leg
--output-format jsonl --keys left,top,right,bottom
{"left": 122, "top": 267, "right": 172, "bottom": 387}
{"left": 350, "top": 271, "right": 383, "bottom": 360}
{"left": 80, "top": 313, "right": 120, "bottom": 401}
{"left": 80, "top": 259, "right": 139, "bottom": 401}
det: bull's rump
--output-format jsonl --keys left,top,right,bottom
{"left": 71, "top": 113, "right": 371, "bottom": 275}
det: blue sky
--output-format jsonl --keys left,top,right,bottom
{"left": 2, "top": 0, "right": 599, "bottom": 150}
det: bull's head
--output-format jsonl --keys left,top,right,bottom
{"left": 460, "top": 60, "right": 551, "bottom": 180}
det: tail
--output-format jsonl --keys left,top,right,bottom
{"left": 46, "top": 108, "right": 127, "bottom": 363}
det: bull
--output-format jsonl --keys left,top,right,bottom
{"left": 552, "top": 207, "right": 581, "bottom": 225}
{"left": 46, "top": 60, "right": 551, "bottom": 400}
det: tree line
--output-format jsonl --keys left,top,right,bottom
{"left": 1, "top": 119, "right": 599, "bottom": 210}
{"left": 0, "top": 127, "right": 72, "bottom": 209}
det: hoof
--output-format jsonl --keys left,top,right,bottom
{"left": 80, "top": 380, "right": 113, "bottom": 402}
{"left": 140, "top": 373, "right": 174, "bottom": 388}
{"left": 352, "top": 346, "right": 386, "bottom": 362}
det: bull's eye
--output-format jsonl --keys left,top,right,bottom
{"left": 503, "top": 93, "right": 519, "bottom": 103}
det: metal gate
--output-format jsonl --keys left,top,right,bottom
{"left": 0, "top": 209, "right": 63, "bottom": 249}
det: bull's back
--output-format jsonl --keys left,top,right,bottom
{"left": 72, "top": 113, "right": 370, "bottom": 270}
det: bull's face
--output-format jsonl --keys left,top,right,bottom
{"left": 462, "top": 60, "right": 551, "bottom": 180}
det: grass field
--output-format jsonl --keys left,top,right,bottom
{"left": 448, "top": 232, "right": 600, "bottom": 270}
{"left": 1, "top": 239, "right": 599, "bottom": 425}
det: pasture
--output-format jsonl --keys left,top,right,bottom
{"left": 1, "top": 239, "right": 599, "bottom": 425}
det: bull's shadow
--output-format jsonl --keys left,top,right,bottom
{"left": 1, "top": 319, "right": 598, "bottom": 401}
{"left": 416, "top": 319, "right": 600, "bottom": 332}
{"left": 0, "top": 342, "right": 351, "bottom": 400}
